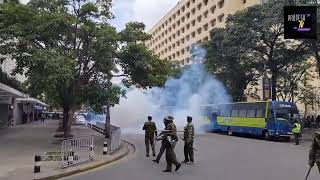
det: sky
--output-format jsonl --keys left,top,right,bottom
{"left": 20, "top": 0, "right": 180, "bottom": 31}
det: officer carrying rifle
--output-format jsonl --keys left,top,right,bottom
{"left": 155, "top": 116, "right": 181, "bottom": 172}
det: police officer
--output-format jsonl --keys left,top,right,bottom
{"left": 183, "top": 116, "right": 195, "bottom": 163}
{"left": 162, "top": 116, "right": 181, "bottom": 172}
{"left": 309, "top": 131, "right": 320, "bottom": 174}
{"left": 142, "top": 116, "right": 157, "bottom": 157}
{"left": 292, "top": 119, "right": 301, "bottom": 145}
{"left": 153, "top": 117, "right": 169, "bottom": 163}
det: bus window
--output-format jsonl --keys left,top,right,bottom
{"left": 231, "top": 109, "right": 238, "bottom": 117}
{"left": 239, "top": 109, "right": 247, "bottom": 117}
{"left": 220, "top": 108, "right": 231, "bottom": 117}
{"left": 247, "top": 109, "right": 256, "bottom": 118}
{"left": 256, "top": 109, "right": 265, "bottom": 118}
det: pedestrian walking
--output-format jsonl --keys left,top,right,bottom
{"left": 161, "top": 116, "right": 181, "bottom": 172}
{"left": 153, "top": 117, "right": 169, "bottom": 164}
{"left": 308, "top": 131, "right": 320, "bottom": 174}
{"left": 306, "top": 116, "right": 311, "bottom": 128}
{"left": 41, "top": 112, "right": 45, "bottom": 123}
{"left": 183, "top": 116, "right": 195, "bottom": 163}
{"left": 292, "top": 119, "right": 301, "bottom": 145}
{"left": 311, "top": 116, "right": 315, "bottom": 128}
{"left": 316, "top": 115, "right": 320, "bottom": 129}
{"left": 142, "top": 116, "right": 157, "bottom": 157}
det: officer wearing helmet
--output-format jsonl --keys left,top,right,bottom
{"left": 162, "top": 116, "right": 181, "bottom": 172}
{"left": 309, "top": 131, "right": 320, "bottom": 174}
{"left": 153, "top": 117, "right": 170, "bottom": 163}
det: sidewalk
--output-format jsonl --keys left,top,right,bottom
{"left": 0, "top": 120, "right": 131, "bottom": 180}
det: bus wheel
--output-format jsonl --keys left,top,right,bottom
{"left": 263, "top": 130, "right": 271, "bottom": 141}
{"left": 227, "top": 127, "right": 233, "bottom": 136}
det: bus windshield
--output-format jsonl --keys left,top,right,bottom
{"left": 275, "top": 108, "right": 300, "bottom": 123}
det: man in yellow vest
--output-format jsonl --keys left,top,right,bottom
{"left": 292, "top": 119, "right": 301, "bottom": 145}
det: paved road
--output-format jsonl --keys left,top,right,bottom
{"left": 63, "top": 133, "right": 319, "bottom": 180}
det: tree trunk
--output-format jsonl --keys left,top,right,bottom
{"left": 271, "top": 72, "right": 277, "bottom": 101}
{"left": 105, "top": 103, "right": 111, "bottom": 139}
{"left": 312, "top": 41, "right": 320, "bottom": 78}
{"left": 63, "top": 108, "right": 74, "bottom": 138}
{"left": 304, "top": 103, "right": 308, "bottom": 119}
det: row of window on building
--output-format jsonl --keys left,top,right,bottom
{"left": 151, "top": 0, "right": 225, "bottom": 36}
{"left": 147, "top": 0, "right": 226, "bottom": 48}
{"left": 148, "top": 12, "right": 224, "bottom": 50}
{"left": 152, "top": 35, "right": 209, "bottom": 60}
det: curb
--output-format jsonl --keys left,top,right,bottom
{"left": 34, "top": 141, "right": 135, "bottom": 180}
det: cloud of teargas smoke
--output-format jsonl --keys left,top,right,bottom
{"left": 85, "top": 45, "right": 231, "bottom": 134}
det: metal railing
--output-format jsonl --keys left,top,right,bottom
{"left": 61, "top": 136, "right": 94, "bottom": 168}
{"left": 111, "top": 127, "right": 121, "bottom": 153}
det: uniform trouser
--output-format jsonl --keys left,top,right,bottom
{"left": 145, "top": 136, "right": 155, "bottom": 155}
{"left": 165, "top": 140, "right": 180, "bottom": 171}
{"left": 184, "top": 141, "right": 194, "bottom": 162}
{"left": 294, "top": 133, "right": 299, "bottom": 145}
{"left": 156, "top": 140, "right": 166, "bottom": 161}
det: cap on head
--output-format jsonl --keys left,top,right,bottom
{"left": 167, "top": 116, "right": 174, "bottom": 122}
{"left": 187, "top": 116, "right": 192, "bottom": 122}
{"left": 315, "top": 131, "right": 320, "bottom": 138}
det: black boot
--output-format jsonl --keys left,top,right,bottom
{"left": 162, "top": 169, "right": 172, "bottom": 172}
{"left": 152, "top": 159, "right": 159, "bottom": 164}
{"left": 175, "top": 163, "right": 181, "bottom": 171}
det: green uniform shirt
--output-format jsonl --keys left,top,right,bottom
{"left": 163, "top": 122, "right": 178, "bottom": 141}
{"left": 184, "top": 123, "right": 195, "bottom": 143}
{"left": 309, "top": 136, "right": 320, "bottom": 163}
{"left": 143, "top": 121, "right": 157, "bottom": 138}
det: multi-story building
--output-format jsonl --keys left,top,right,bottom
{"left": 146, "top": 0, "right": 264, "bottom": 65}
{"left": 146, "top": 0, "right": 320, "bottom": 116}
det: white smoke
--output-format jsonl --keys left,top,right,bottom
{"left": 109, "top": 44, "right": 232, "bottom": 134}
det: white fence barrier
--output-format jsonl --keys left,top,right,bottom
{"left": 111, "top": 127, "right": 121, "bottom": 153}
{"left": 61, "top": 136, "right": 94, "bottom": 168}
{"left": 83, "top": 121, "right": 122, "bottom": 154}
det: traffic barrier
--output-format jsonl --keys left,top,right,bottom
{"left": 84, "top": 122, "right": 121, "bottom": 154}
{"left": 103, "top": 141, "right": 108, "bottom": 155}
{"left": 89, "top": 144, "right": 94, "bottom": 159}
{"left": 61, "top": 136, "right": 94, "bottom": 168}
{"left": 110, "top": 127, "right": 121, "bottom": 153}
{"left": 34, "top": 155, "right": 41, "bottom": 173}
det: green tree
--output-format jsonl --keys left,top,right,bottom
{"left": 277, "top": 61, "right": 313, "bottom": 102}
{"left": 0, "top": 1, "right": 175, "bottom": 137}
{"left": 226, "top": 0, "right": 308, "bottom": 100}
{"left": 204, "top": 28, "right": 261, "bottom": 101}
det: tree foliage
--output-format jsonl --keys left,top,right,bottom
{"left": 0, "top": 0, "right": 175, "bottom": 137}
{"left": 204, "top": 28, "right": 261, "bottom": 101}
{"left": 204, "top": 0, "right": 310, "bottom": 102}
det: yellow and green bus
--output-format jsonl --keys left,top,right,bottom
{"left": 201, "top": 101, "right": 301, "bottom": 140}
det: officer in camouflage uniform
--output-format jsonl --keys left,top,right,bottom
{"left": 183, "top": 116, "right": 195, "bottom": 163}
{"left": 142, "top": 116, "right": 157, "bottom": 157}
{"left": 161, "top": 116, "right": 181, "bottom": 172}
{"left": 309, "top": 131, "right": 320, "bottom": 174}
{"left": 153, "top": 117, "right": 169, "bottom": 164}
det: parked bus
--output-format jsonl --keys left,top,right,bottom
{"left": 201, "top": 101, "right": 301, "bottom": 140}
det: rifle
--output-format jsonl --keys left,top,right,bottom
{"left": 304, "top": 166, "right": 312, "bottom": 180}
{"left": 179, "top": 137, "right": 198, "bottom": 152}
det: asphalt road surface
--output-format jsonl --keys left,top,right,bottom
{"left": 63, "top": 133, "right": 319, "bottom": 180}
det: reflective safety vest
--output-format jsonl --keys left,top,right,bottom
{"left": 292, "top": 123, "right": 301, "bottom": 134}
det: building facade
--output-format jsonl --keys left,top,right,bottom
{"left": 146, "top": 0, "right": 264, "bottom": 65}
{"left": 146, "top": 0, "right": 320, "bottom": 117}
